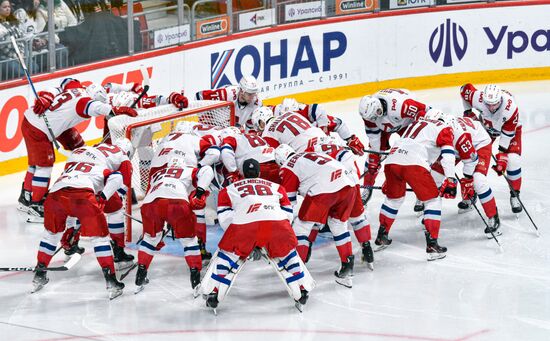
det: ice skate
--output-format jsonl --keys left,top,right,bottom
{"left": 485, "top": 213, "right": 502, "bottom": 238}
{"left": 26, "top": 202, "right": 44, "bottom": 223}
{"left": 374, "top": 225, "right": 392, "bottom": 252}
{"left": 510, "top": 191, "right": 522, "bottom": 214}
{"left": 134, "top": 264, "right": 149, "bottom": 294}
{"left": 31, "top": 263, "right": 49, "bottom": 293}
{"left": 17, "top": 183, "right": 31, "bottom": 213}
{"left": 199, "top": 239, "right": 212, "bottom": 265}
{"left": 190, "top": 267, "right": 201, "bottom": 290}
{"left": 361, "top": 241, "right": 374, "bottom": 270}
{"left": 294, "top": 288, "right": 309, "bottom": 313}
{"left": 414, "top": 200, "right": 424, "bottom": 216}
{"left": 361, "top": 187, "right": 372, "bottom": 206}
{"left": 112, "top": 242, "right": 134, "bottom": 272}
{"left": 103, "top": 267, "right": 125, "bottom": 300}
{"left": 458, "top": 194, "right": 476, "bottom": 214}
{"left": 205, "top": 292, "right": 219, "bottom": 315}
{"left": 425, "top": 232, "right": 447, "bottom": 261}
{"left": 334, "top": 255, "right": 354, "bottom": 288}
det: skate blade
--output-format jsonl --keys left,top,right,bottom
{"left": 458, "top": 207, "right": 473, "bottom": 214}
{"left": 26, "top": 216, "right": 44, "bottom": 224}
{"left": 366, "top": 262, "right": 374, "bottom": 271}
{"left": 31, "top": 283, "right": 45, "bottom": 293}
{"left": 295, "top": 301, "right": 304, "bottom": 313}
{"left": 115, "top": 261, "right": 135, "bottom": 273}
{"left": 485, "top": 230, "right": 502, "bottom": 239}
{"left": 193, "top": 285, "right": 201, "bottom": 299}
{"left": 427, "top": 253, "right": 446, "bottom": 261}
{"left": 134, "top": 285, "right": 145, "bottom": 295}
{"left": 17, "top": 204, "right": 29, "bottom": 213}
{"left": 109, "top": 288, "right": 124, "bottom": 300}
{"left": 373, "top": 244, "right": 388, "bottom": 252}
{"left": 212, "top": 308, "right": 217, "bottom": 316}
{"left": 335, "top": 276, "right": 353, "bottom": 288}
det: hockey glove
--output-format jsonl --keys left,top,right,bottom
{"left": 97, "top": 192, "right": 107, "bottom": 211}
{"left": 363, "top": 153, "right": 381, "bottom": 187}
{"left": 169, "top": 92, "right": 189, "bottom": 109}
{"left": 492, "top": 152, "right": 508, "bottom": 176}
{"left": 33, "top": 91, "right": 54, "bottom": 115}
{"left": 226, "top": 170, "right": 242, "bottom": 184}
{"left": 112, "top": 106, "right": 138, "bottom": 117}
{"left": 463, "top": 109, "right": 478, "bottom": 120}
{"left": 459, "top": 176, "right": 475, "bottom": 201}
{"left": 131, "top": 82, "right": 144, "bottom": 94}
{"left": 190, "top": 187, "right": 207, "bottom": 210}
{"left": 60, "top": 227, "right": 81, "bottom": 252}
{"left": 439, "top": 177, "right": 458, "bottom": 199}
{"left": 346, "top": 135, "right": 365, "bottom": 156}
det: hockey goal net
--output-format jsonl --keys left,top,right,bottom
{"left": 107, "top": 100, "right": 235, "bottom": 241}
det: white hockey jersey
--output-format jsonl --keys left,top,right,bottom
{"left": 143, "top": 166, "right": 214, "bottom": 204}
{"left": 217, "top": 178, "right": 293, "bottom": 229}
{"left": 387, "top": 118, "right": 455, "bottom": 178}
{"left": 24, "top": 88, "right": 113, "bottom": 139}
{"left": 460, "top": 84, "right": 521, "bottom": 150}
{"left": 364, "top": 88, "right": 429, "bottom": 151}
{"left": 306, "top": 137, "right": 360, "bottom": 183}
{"left": 262, "top": 111, "right": 326, "bottom": 152}
{"left": 150, "top": 132, "right": 219, "bottom": 170}
{"left": 221, "top": 133, "right": 275, "bottom": 173}
{"left": 279, "top": 152, "right": 354, "bottom": 203}
{"left": 195, "top": 85, "right": 262, "bottom": 131}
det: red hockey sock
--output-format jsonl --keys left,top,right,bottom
{"left": 424, "top": 219, "right": 440, "bottom": 239}
{"left": 185, "top": 255, "right": 202, "bottom": 270}
{"left": 37, "top": 251, "right": 54, "bottom": 267}
{"left": 137, "top": 251, "right": 154, "bottom": 269}
{"left": 481, "top": 198, "right": 498, "bottom": 218}
{"left": 24, "top": 168, "right": 35, "bottom": 192}
{"left": 336, "top": 242, "right": 353, "bottom": 262}
{"left": 308, "top": 228, "right": 319, "bottom": 243}
{"left": 353, "top": 225, "right": 372, "bottom": 243}
{"left": 296, "top": 245, "right": 309, "bottom": 262}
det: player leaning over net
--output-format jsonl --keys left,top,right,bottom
{"left": 195, "top": 75, "right": 261, "bottom": 131}
{"left": 135, "top": 157, "right": 214, "bottom": 294}
{"left": 460, "top": 83, "right": 523, "bottom": 214}
{"left": 19, "top": 78, "right": 138, "bottom": 223}
{"left": 32, "top": 139, "right": 135, "bottom": 299}
{"left": 358, "top": 89, "right": 429, "bottom": 203}
{"left": 376, "top": 115, "right": 457, "bottom": 261}
{"left": 201, "top": 159, "right": 314, "bottom": 314}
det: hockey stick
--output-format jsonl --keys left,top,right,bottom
{"left": 102, "top": 65, "right": 150, "bottom": 144}
{"left": 471, "top": 200, "right": 504, "bottom": 252}
{"left": 0, "top": 253, "right": 81, "bottom": 272}
{"left": 360, "top": 185, "right": 413, "bottom": 192}
{"left": 9, "top": 36, "right": 70, "bottom": 157}
{"left": 491, "top": 154, "right": 540, "bottom": 236}
{"left": 362, "top": 149, "right": 390, "bottom": 156}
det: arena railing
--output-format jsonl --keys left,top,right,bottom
{"left": 0, "top": 0, "right": 516, "bottom": 84}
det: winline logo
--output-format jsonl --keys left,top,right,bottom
{"left": 200, "top": 20, "right": 226, "bottom": 34}
{"left": 429, "top": 19, "right": 468, "bottom": 67}
{"left": 340, "top": 0, "right": 365, "bottom": 10}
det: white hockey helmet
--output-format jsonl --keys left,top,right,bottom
{"left": 251, "top": 106, "right": 274, "bottom": 132}
{"left": 114, "top": 138, "right": 135, "bottom": 159}
{"left": 239, "top": 75, "right": 259, "bottom": 94}
{"left": 358, "top": 95, "right": 384, "bottom": 121}
{"left": 175, "top": 120, "right": 198, "bottom": 134}
{"left": 424, "top": 108, "right": 446, "bottom": 122}
{"left": 274, "top": 144, "right": 295, "bottom": 166}
{"left": 280, "top": 98, "right": 300, "bottom": 113}
{"left": 483, "top": 84, "right": 503, "bottom": 112}
{"left": 86, "top": 83, "right": 108, "bottom": 103}
{"left": 220, "top": 126, "right": 242, "bottom": 140}
{"left": 168, "top": 157, "right": 185, "bottom": 169}
{"left": 111, "top": 91, "right": 137, "bottom": 107}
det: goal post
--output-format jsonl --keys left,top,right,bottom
{"left": 107, "top": 100, "right": 235, "bottom": 242}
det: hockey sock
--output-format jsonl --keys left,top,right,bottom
{"left": 107, "top": 210, "right": 125, "bottom": 248}
{"left": 307, "top": 227, "right": 319, "bottom": 243}
{"left": 506, "top": 154, "right": 522, "bottom": 192}
{"left": 92, "top": 236, "right": 115, "bottom": 273}
{"left": 334, "top": 234, "right": 353, "bottom": 262}
{"left": 179, "top": 237, "right": 202, "bottom": 270}
{"left": 137, "top": 232, "right": 163, "bottom": 269}
{"left": 473, "top": 173, "right": 497, "bottom": 218}
{"left": 423, "top": 198, "right": 442, "bottom": 239}
{"left": 349, "top": 214, "right": 371, "bottom": 243}
{"left": 37, "top": 230, "right": 63, "bottom": 266}
{"left": 194, "top": 208, "right": 206, "bottom": 242}
{"left": 31, "top": 166, "right": 52, "bottom": 202}
{"left": 24, "top": 166, "right": 35, "bottom": 192}
{"left": 293, "top": 218, "right": 315, "bottom": 262}
{"left": 379, "top": 197, "right": 404, "bottom": 233}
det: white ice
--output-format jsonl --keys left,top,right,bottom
{"left": 1, "top": 81, "right": 550, "bottom": 341}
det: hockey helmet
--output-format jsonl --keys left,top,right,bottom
{"left": 280, "top": 98, "right": 300, "bottom": 114}
{"left": 239, "top": 75, "right": 259, "bottom": 94}
{"left": 114, "top": 138, "right": 135, "bottom": 159}
{"left": 111, "top": 91, "right": 137, "bottom": 107}
{"left": 482, "top": 84, "right": 502, "bottom": 112}
{"left": 358, "top": 96, "right": 384, "bottom": 121}
{"left": 251, "top": 106, "right": 274, "bottom": 132}
{"left": 86, "top": 83, "right": 108, "bottom": 103}
{"left": 221, "top": 126, "right": 242, "bottom": 140}
{"left": 274, "top": 144, "right": 295, "bottom": 166}
{"left": 175, "top": 120, "right": 198, "bottom": 134}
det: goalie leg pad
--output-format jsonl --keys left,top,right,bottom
{"left": 201, "top": 250, "right": 246, "bottom": 303}
{"left": 268, "top": 249, "right": 315, "bottom": 301}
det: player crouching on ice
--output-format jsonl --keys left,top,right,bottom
{"left": 200, "top": 159, "right": 314, "bottom": 314}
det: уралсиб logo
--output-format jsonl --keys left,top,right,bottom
{"left": 429, "top": 19, "right": 468, "bottom": 67}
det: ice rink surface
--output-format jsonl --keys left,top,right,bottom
{"left": 1, "top": 81, "right": 550, "bottom": 341}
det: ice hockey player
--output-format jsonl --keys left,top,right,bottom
{"left": 460, "top": 83, "right": 523, "bottom": 213}
{"left": 425, "top": 110, "right": 501, "bottom": 237}
{"left": 275, "top": 144, "right": 356, "bottom": 287}
{"left": 19, "top": 78, "right": 138, "bottom": 223}
{"left": 105, "top": 81, "right": 189, "bottom": 111}
{"left": 202, "top": 159, "right": 313, "bottom": 313}
{"left": 135, "top": 157, "right": 214, "bottom": 293}
{"left": 305, "top": 136, "right": 373, "bottom": 269}
{"left": 56, "top": 139, "right": 136, "bottom": 266}
{"left": 219, "top": 126, "right": 280, "bottom": 183}
{"left": 251, "top": 106, "right": 326, "bottom": 152}
{"left": 148, "top": 120, "right": 220, "bottom": 261}
{"left": 376, "top": 116, "right": 457, "bottom": 260}
{"left": 31, "top": 138, "right": 135, "bottom": 299}
{"left": 195, "top": 75, "right": 262, "bottom": 131}
{"left": 358, "top": 89, "right": 429, "bottom": 203}
{"left": 273, "top": 98, "right": 365, "bottom": 156}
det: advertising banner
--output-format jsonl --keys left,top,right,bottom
{"left": 196, "top": 16, "right": 229, "bottom": 39}
{"left": 335, "top": 0, "right": 374, "bottom": 15}
{"left": 239, "top": 9, "right": 275, "bottom": 30}
{"left": 285, "top": 1, "right": 326, "bottom": 22}
{"left": 154, "top": 24, "right": 190, "bottom": 48}
{"left": 389, "top": 0, "right": 432, "bottom": 9}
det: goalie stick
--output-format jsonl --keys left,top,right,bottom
{"left": 9, "top": 35, "right": 71, "bottom": 157}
